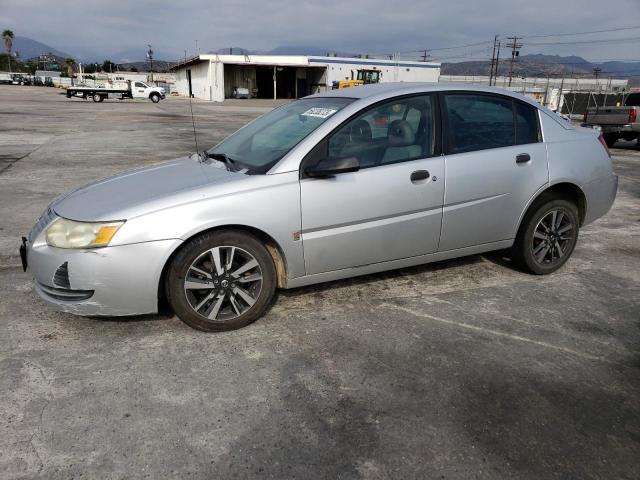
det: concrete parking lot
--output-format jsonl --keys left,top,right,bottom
{"left": 1, "top": 86, "right": 638, "bottom": 479}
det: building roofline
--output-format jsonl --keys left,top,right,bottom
{"left": 169, "top": 54, "right": 441, "bottom": 70}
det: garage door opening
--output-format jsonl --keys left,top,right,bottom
{"left": 224, "top": 64, "right": 327, "bottom": 99}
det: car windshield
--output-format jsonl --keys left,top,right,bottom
{"left": 207, "top": 97, "right": 355, "bottom": 173}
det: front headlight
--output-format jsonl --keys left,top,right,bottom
{"left": 46, "top": 218, "right": 124, "bottom": 249}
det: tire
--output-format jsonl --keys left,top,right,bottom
{"left": 166, "top": 230, "right": 276, "bottom": 332}
{"left": 92, "top": 93, "right": 101, "bottom": 102}
{"left": 512, "top": 197, "right": 579, "bottom": 275}
{"left": 150, "top": 93, "right": 160, "bottom": 103}
{"left": 603, "top": 133, "right": 617, "bottom": 148}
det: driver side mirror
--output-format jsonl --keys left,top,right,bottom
{"left": 305, "top": 156, "right": 360, "bottom": 178}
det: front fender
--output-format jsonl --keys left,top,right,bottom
{"left": 109, "top": 172, "right": 305, "bottom": 279}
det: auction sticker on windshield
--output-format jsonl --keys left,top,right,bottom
{"left": 301, "top": 107, "right": 337, "bottom": 119}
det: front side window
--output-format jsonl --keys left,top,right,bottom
{"left": 209, "top": 97, "right": 355, "bottom": 174}
{"left": 444, "top": 94, "right": 515, "bottom": 154}
{"left": 135, "top": 82, "right": 146, "bottom": 88}
{"left": 327, "top": 95, "right": 434, "bottom": 168}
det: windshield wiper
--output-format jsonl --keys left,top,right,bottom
{"left": 201, "top": 151, "right": 238, "bottom": 171}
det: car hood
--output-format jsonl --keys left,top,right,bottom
{"left": 52, "top": 156, "right": 239, "bottom": 221}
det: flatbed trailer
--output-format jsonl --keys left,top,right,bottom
{"left": 66, "top": 81, "right": 165, "bottom": 103}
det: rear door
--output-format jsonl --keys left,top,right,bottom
{"left": 300, "top": 94, "right": 445, "bottom": 274}
{"left": 439, "top": 93, "right": 548, "bottom": 251}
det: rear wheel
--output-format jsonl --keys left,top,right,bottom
{"left": 92, "top": 93, "right": 102, "bottom": 102}
{"left": 166, "top": 230, "right": 276, "bottom": 331}
{"left": 512, "top": 198, "right": 579, "bottom": 275}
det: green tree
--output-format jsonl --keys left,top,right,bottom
{"left": 102, "top": 60, "right": 115, "bottom": 73}
{"left": 64, "top": 57, "right": 75, "bottom": 84}
{"left": 129, "top": 66, "right": 138, "bottom": 72}
{"left": 2, "top": 29, "right": 14, "bottom": 73}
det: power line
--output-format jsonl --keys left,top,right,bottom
{"left": 526, "top": 36, "right": 640, "bottom": 46}
{"left": 521, "top": 25, "right": 640, "bottom": 39}
{"left": 420, "top": 40, "right": 494, "bottom": 52}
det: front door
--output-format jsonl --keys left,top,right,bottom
{"left": 132, "top": 81, "right": 147, "bottom": 98}
{"left": 300, "top": 94, "right": 445, "bottom": 275}
{"left": 439, "top": 93, "right": 548, "bottom": 251}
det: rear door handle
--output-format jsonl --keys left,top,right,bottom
{"left": 516, "top": 153, "right": 531, "bottom": 164}
{"left": 410, "top": 170, "right": 430, "bottom": 182}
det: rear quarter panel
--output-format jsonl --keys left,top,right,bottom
{"left": 542, "top": 112, "right": 615, "bottom": 224}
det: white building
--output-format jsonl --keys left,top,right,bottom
{"left": 170, "top": 54, "right": 441, "bottom": 101}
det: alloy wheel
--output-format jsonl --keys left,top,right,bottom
{"left": 531, "top": 209, "right": 575, "bottom": 265}
{"left": 183, "top": 246, "right": 263, "bottom": 321}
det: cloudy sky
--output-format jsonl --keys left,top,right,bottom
{"left": 2, "top": 0, "right": 639, "bottom": 62}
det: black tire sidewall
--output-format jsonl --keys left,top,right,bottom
{"left": 518, "top": 199, "right": 579, "bottom": 275}
{"left": 166, "top": 230, "right": 276, "bottom": 332}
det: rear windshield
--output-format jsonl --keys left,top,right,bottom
{"left": 208, "top": 97, "right": 355, "bottom": 174}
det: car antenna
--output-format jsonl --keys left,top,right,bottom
{"left": 185, "top": 50, "right": 199, "bottom": 155}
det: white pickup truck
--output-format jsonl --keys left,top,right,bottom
{"left": 583, "top": 92, "right": 640, "bottom": 146}
{"left": 66, "top": 80, "right": 166, "bottom": 103}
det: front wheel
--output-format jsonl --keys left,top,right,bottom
{"left": 512, "top": 198, "right": 579, "bottom": 275}
{"left": 166, "top": 230, "right": 277, "bottom": 331}
{"left": 149, "top": 93, "right": 160, "bottom": 103}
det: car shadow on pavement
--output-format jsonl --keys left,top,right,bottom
{"left": 279, "top": 251, "right": 519, "bottom": 301}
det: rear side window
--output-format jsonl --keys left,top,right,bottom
{"left": 444, "top": 94, "right": 515, "bottom": 154}
{"left": 624, "top": 93, "right": 640, "bottom": 107}
{"left": 515, "top": 102, "right": 541, "bottom": 145}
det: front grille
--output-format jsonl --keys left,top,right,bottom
{"left": 28, "top": 208, "right": 56, "bottom": 243}
{"left": 53, "top": 262, "right": 71, "bottom": 288}
{"left": 36, "top": 282, "right": 94, "bottom": 302}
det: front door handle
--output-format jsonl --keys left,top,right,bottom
{"left": 516, "top": 153, "right": 531, "bottom": 164}
{"left": 410, "top": 170, "right": 430, "bottom": 182}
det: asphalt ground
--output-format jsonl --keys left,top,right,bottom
{"left": 0, "top": 86, "right": 638, "bottom": 479}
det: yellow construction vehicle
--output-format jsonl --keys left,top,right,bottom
{"left": 332, "top": 69, "right": 382, "bottom": 89}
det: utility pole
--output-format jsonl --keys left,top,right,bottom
{"left": 420, "top": 49, "right": 429, "bottom": 62}
{"left": 507, "top": 36, "right": 523, "bottom": 87}
{"left": 489, "top": 35, "right": 500, "bottom": 86}
{"left": 494, "top": 41, "right": 501, "bottom": 86}
{"left": 543, "top": 74, "right": 550, "bottom": 106}
{"left": 557, "top": 76, "right": 565, "bottom": 113}
{"left": 147, "top": 44, "right": 154, "bottom": 83}
{"left": 592, "top": 68, "right": 602, "bottom": 107}
{"left": 489, "top": 35, "right": 498, "bottom": 86}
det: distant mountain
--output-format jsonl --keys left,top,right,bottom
{"left": 210, "top": 47, "right": 252, "bottom": 55}
{"left": 116, "top": 60, "right": 174, "bottom": 72}
{"left": 12, "top": 36, "right": 72, "bottom": 60}
{"left": 267, "top": 45, "right": 358, "bottom": 57}
{"left": 441, "top": 53, "right": 640, "bottom": 79}
{"left": 107, "top": 47, "right": 175, "bottom": 64}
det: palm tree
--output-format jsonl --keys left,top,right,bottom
{"left": 3, "top": 30, "right": 14, "bottom": 73}
{"left": 64, "top": 57, "right": 75, "bottom": 84}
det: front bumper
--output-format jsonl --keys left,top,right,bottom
{"left": 25, "top": 238, "right": 182, "bottom": 316}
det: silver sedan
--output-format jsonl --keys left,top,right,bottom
{"left": 22, "top": 83, "right": 618, "bottom": 331}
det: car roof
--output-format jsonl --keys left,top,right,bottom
{"left": 307, "top": 82, "right": 538, "bottom": 105}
